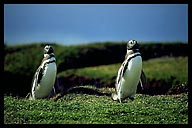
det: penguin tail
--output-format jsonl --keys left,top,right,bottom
{"left": 26, "top": 93, "right": 33, "bottom": 100}
{"left": 25, "top": 93, "right": 31, "bottom": 98}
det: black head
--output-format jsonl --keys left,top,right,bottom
{"left": 127, "top": 40, "right": 139, "bottom": 50}
{"left": 44, "top": 45, "right": 54, "bottom": 54}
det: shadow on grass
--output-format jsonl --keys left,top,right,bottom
{"left": 50, "top": 86, "right": 112, "bottom": 101}
{"left": 66, "top": 86, "right": 111, "bottom": 97}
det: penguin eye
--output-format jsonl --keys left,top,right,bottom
{"left": 45, "top": 46, "right": 50, "bottom": 50}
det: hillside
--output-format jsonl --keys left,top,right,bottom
{"left": 4, "top": 42, "right": 188, "bottom": 96}
{"left": 57, "top": 56, "right": 188, "bottom": 95}
{"left": 4, "top": 42, "right": 188, "bottom": 124}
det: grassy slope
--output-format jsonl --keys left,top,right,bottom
{"left": 4, "top": 42, "right": 188, "bottom": 96}
{"left": 4, "top": 86, "right": 188, "bottom": 124}
{"left": 143, "top": 57, "right": 188, "bottom": 83}
{"left": 4, "top": 57, "right": 188, "bottom": 124}
{"left": 58, "top": 57, "right": 188, "bottom": 87}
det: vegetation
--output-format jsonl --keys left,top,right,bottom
{"left": 4, "top": 42, "right": 188, "bottom": 96}
{"left": 4, "top": 41, "right": 188, "bottom": 124}
{"left": 5, "top": 42, "right": 187, "bottom": 74}
{"left": 57, "top": 56, "right": 188, "bottom": 95}
{"left": 4, "top": 86, "right": 188, "bottom": 124}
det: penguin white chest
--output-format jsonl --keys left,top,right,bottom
{"left": 117, "top": 55, "right": 142, "bottom": 100}
{"left": 33, "top": 63, "right": 57, "bottom": 98}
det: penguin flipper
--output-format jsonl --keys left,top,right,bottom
{"left": 139, "top": 70, "right": 147, "bottom": 90}
{"left": 37, "top": 67, "right": 43, "bottom": 84}
{"left": 115, "top": 59, "right": 128, "bottom": 92}
{"left": 31, "top": 66, "right": 42, "bottom": 93}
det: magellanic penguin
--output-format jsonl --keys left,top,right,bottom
{"left": 112, "top": 40, "right": 143, "bottom": 103}
{"left": 28, "top": 45, "right": 57, "bottom": 100}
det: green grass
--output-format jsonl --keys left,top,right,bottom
{"left": 4, "top": 86, "right": 188, "bottom": 124}
{"left": 4, "top": 57, "right": 188, "bottom": 124}
{"left": 4, "top": 43, "right": 188, "bottom": 124}
{"left": 58, "top": 57, "right": 188, "bottom": 87}
{"left": 4, "top": 42, "right": 188, "bottom": 96}
{"left": 143, "top": 56, "right": 188, "bottom": 83}
{"left": 58, "top": 63, "right": 118, "bottom": 86}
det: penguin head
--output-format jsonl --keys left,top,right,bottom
{"left": 127, "top": 40, "right": 139, "bottom": 50}
{"left": 44, "top": 45, "right": 54, "bottom": 55}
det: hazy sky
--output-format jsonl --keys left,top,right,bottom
{"left": 4, "top": 4, "right": 188, "bottom": 45}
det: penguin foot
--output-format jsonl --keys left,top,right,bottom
{"left": 111, "top": 93, "right": 118, "bottom": 101}
{"left": 111, "top": 93, "right": 123, "bottom": 103}
{"left": 128, "top": 96, "right": 134, "bottom": 101}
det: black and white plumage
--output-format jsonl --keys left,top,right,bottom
{"left": 29, "top": 45, "right": 57, "bottom": 100}
{"left": 112, "top": 40, "right": 143, "bottom": 102}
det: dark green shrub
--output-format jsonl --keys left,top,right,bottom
{"left": 4, "top": 42, "right": 188, "bottom": 96}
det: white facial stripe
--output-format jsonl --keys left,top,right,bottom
{"left": 41, "top": 57, "right": 56, "bottom": 68}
